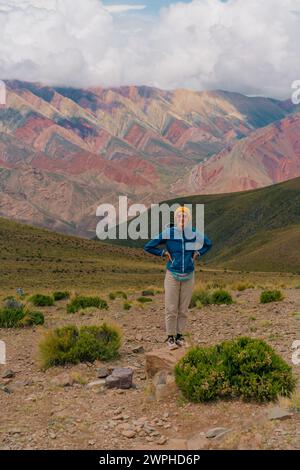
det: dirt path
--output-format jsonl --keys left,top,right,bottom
{"left": 0, "top": 287, "right": 299, "bottom": 450}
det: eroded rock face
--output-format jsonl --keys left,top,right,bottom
{"left": 145, "top": 347, "right": 186, "bottom": 379}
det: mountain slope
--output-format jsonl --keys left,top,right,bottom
{"left": 173, "top": 177, "right": 300, "bottom": 272}
{"left": 0, "top": 80, "right": 298, "bottom": 235}
{"left": 186, "top": 113, "right": 300, "bottom": 194}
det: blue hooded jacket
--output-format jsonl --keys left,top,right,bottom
{"left": 144, "top": 225, "right": 212, "bottom": 274}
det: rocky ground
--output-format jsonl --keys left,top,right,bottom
{"left": 0, "top": 286, "right": 300, "bottom": 450}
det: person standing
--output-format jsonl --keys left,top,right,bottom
{"left": 144, "top": 206, "right": 212, "bottom": 349}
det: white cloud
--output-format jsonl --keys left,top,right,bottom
{"left": 0, "top": 0, "right": 300, "bottom": 98}
{"left": 104, "top": 4, "right": 146, "bottom": 13}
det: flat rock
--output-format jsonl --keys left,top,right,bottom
{"left": 205, "top": 427, "right": 231, "bottom": 439}
{"left": 268, "top": 406, "right": 293, "bottom": 421}
{"left": 2, "top": 369, "right": 15, "bottom": 379}
{"left": 86, "top": 379, "right": 106, "bottom": 388}
{"left": 145, "top": 347, "right": 186, "bottom": 378}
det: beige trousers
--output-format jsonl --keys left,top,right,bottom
{"left": 164, "top": 269, "right": 195, "bottom": 336}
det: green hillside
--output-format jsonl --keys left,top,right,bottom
{"left": 0, "top": 217, "right": 162, "bottom": 294}
{"left": 113, "top": 177, "right": 300, "bottom": 273}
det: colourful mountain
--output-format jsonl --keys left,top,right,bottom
{"left": 0, "top": 80, "right": 297, "bottom": 235}
{"left": 186, "top": 113, "right": 300, "bottom": 194}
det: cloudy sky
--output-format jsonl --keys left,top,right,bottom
{"left": 0, "top": 0, "right": 300, "bottom": 98}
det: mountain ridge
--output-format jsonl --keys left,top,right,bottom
{"left": 0, "top": 79, "right": 299, "bottom": 236}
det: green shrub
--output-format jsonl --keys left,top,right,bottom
{"left": 175, "top": 337, "right": 296, "bottom": 403}
{"left": 109, "top": 291, "right": 127, "bottom": 300}
{"left": 0, "top": 307, "right": 44, "bottom": 328}
{"left": 260, "top": 290, "right": 284, "bottom": 304}
{"left": 29, "top": 294, "right": 54, "bottom": 307}
{"left": 142, "top": 289, "right": 155, "bottom": 296}
{"left": 137, "top": 296, "right": 153, "bottom": 303}
{"left": 20, "top": 311, "right": 45, "bottom": 327}
{"left": 39, "top": 323, "right": 121, "bottom": 369}
{"left": 67, "top": 295, "right": 108, "bottom": 314}
{"left": 211, "top": 289, "right": 233, "bottom": 305}
{"left": 53, "top": 291, "right": 70, "bottom": 301}
{"left": 123, "top": 301, "right": 131, "bottom": 310}
{"left": 190, "top": 289, "right": 211, "bottom": 308}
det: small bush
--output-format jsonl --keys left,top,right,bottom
{"left": 0, "top": 307, "right": 44, "bottom": 328}
{"left": 175, "top": 337, "right": 296, "bottom": 403}
{"left": 39, "top": 323, "right": 121, "bottom": 369}
{"left": 109, "top": 291, "right": 127, "bottom": 300}
{"left": 123, "top": 301, "right": 131, "bottom": 310}
{"left": 67, "top": 296, "right": 108, "bottom": 314}
{"left": 260, "top": 290, "right": 284, "bottom": 304}
{"left": 20, "top": 311, "right": 45, "bottom": 327}
{"left": 53, "top": 291, "right": 70, "bottom": 301}
{"left": 29, "top": 294, "right": 54, "bottom": 307}
{"left": 211, "top": 289, "right": 233, "bottom": 305}
{"left": 142, "top": 289, "right": 155, "bottom": 296}
{"left": 137, "top": 296, "right": 153, "bottom": 303}
{"left": 190, "top": 289, "right": 211, "bottom": 308}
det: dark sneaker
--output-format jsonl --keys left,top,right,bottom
{"left": 175, "top": 335, "right": 186, "bottom": 347}
{"left": 167, "top": 336, "right": 178, "bottom": 350}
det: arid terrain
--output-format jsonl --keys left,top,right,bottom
{"left": 1, "top": 275, "right": 299, "bottom": 450}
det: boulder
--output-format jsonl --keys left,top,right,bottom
{"left": 105, "top": 368, "right": 133, "bottom": 389}
{"left": 145, "top": 347, "right": 186, "bottom": 378}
